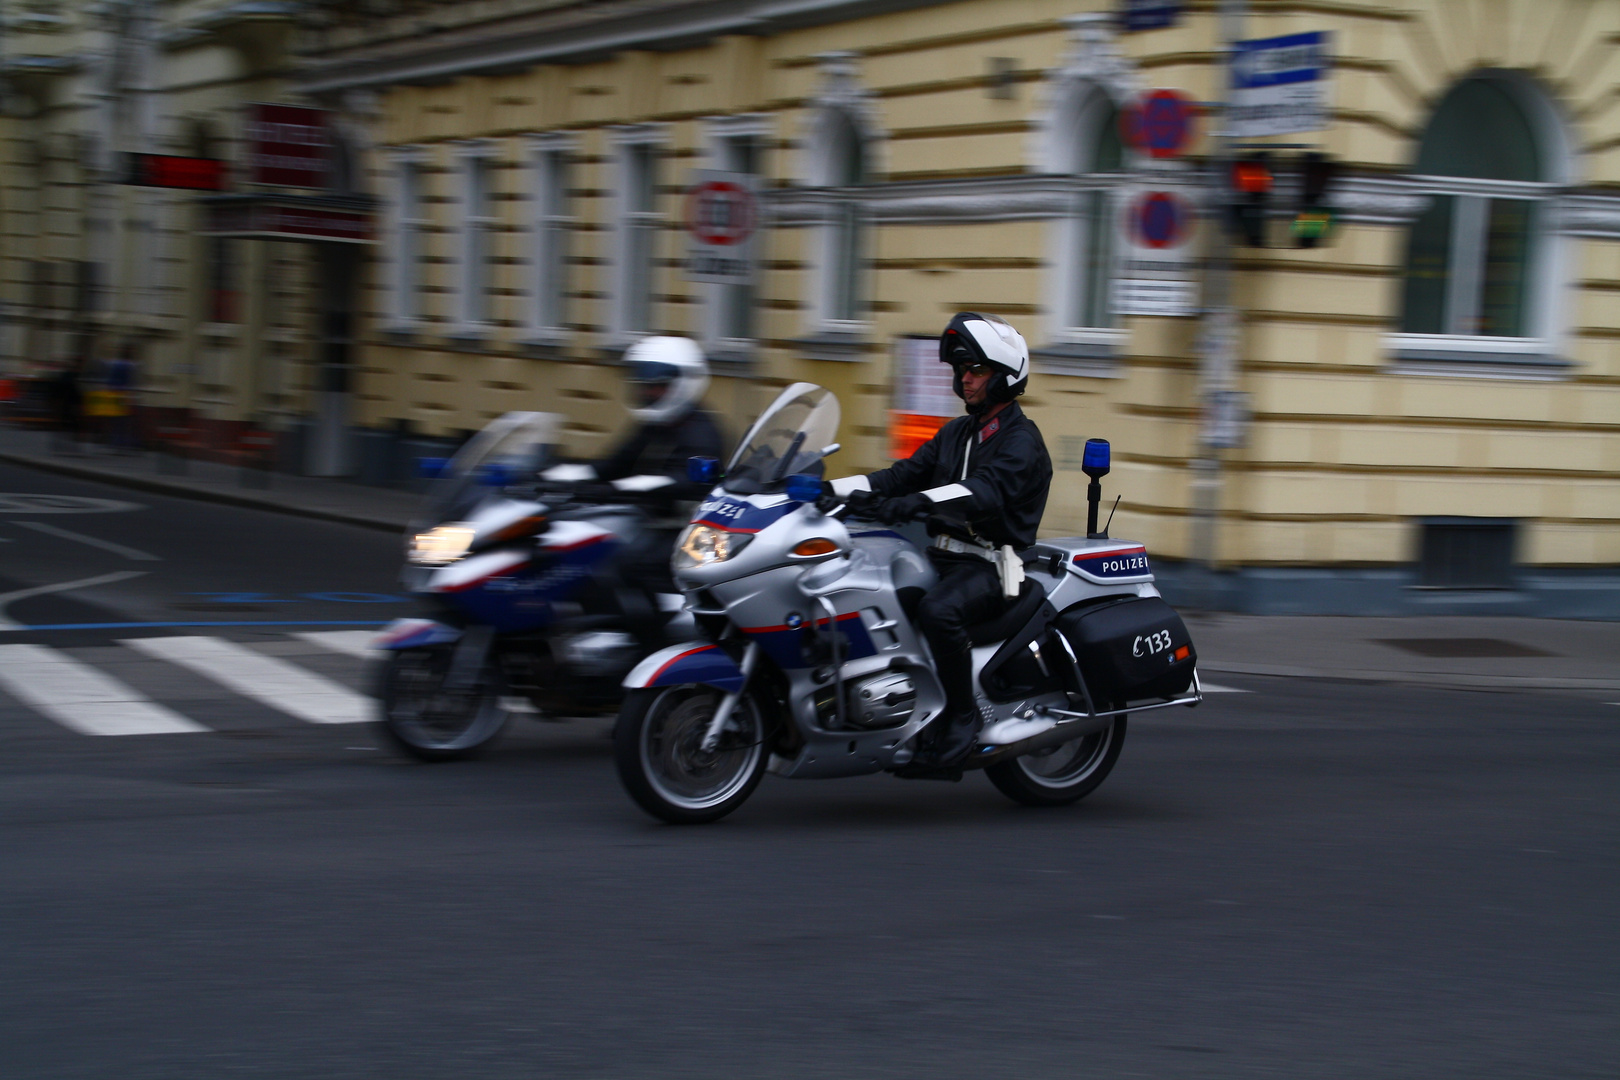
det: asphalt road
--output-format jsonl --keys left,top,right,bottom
{"left": 1, "top": 463, "right": 1615, "bottom": 1078}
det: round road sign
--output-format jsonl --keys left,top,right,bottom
{"left": 1121, "top": 89, "right": 1198, "bottom": 159}
{"left": 684, "top": 180, "right": 756, "bottom": 246}
{"left": 1133, "top": 191, "right": 1191, "bottom": 249}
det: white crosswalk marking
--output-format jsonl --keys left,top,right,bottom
{"left": 123, "top": 636, "right": 373, "bottom": 725}
{"left": 295, "top": 630, "right": 379, "bottom": 659}
{"left": 0, "top": 643, "right": 206, "bottom": 735}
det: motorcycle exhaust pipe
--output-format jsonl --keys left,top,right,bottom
{"left": 966, "top": 711, "right": 1116, "bottom": 770}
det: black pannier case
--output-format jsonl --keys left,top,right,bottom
{"left": 1055, "top": 596, "right": 1196, "bottom": 707}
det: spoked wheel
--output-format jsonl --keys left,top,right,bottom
{"left": 614, "top": 686, "right": 767, "bottom": 824}
{"left": 375, "top": 646, "right": 508, "bottom": 762}
{"left": 985, "top": 716, "right": 1126, "bottom": 807}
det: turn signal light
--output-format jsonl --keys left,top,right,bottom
{"left": 1173, "top": 645, "right": 1190, "bottom": 662}
{"left": 791, "top": 538, "right": 840, "bottom": 557}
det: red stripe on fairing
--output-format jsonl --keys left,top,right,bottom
{"left": 541, "top": 533, "right": 610, "bottom": 553}
{"left": 691, "top": 520, "right": 763, "bottom": 534}
{"left": 439, "top": 562, "right": 531, "bottom": 593}
{"left": 650, "top": 644, "right": 715, "bottom": 683}
{"left": 743, "top": 611, "right": 860, "bottom": 635}
{"left": 1073, "top": 546, "right": 1147, "bottom": 562}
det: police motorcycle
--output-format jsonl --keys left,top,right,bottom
{"left": 374, "top": 411, "right": 693, "bottom": 761}
{"left": 613, "top": 382, "right": 1204, "bottom": 824}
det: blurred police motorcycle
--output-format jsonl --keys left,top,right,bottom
{"left": 373, "top": 412, "right": 698, "bottom": 761}
{"left": 613, "top": 383, "right": 1204, "bottom": 824}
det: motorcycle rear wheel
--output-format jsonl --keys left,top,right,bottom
{"left": 375, "top": 646, "right": 508, "bottom": 762}
{"left": 984, "top": 716, "right": 1126, "bottom": 807}
{"left": 614, "top": 686, "right": 767, "bottom": 824}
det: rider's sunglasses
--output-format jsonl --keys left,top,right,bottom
{"left": 954, "top": 362, "right": 994, "bottom": 377}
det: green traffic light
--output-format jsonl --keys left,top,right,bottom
{"left": 1292, "top": 209, "right": 1336, "bottom": 247}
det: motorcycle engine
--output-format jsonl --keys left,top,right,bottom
{"left": 555, "top": 630, "right": 640, "bottom": 678}
{"left": 845, "top": 670, "right": 917, "bottom": 728}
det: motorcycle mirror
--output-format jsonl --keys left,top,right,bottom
{"left": 818, "top": 443, "right": 841, "bottom": 458}
{"left": 416, "top": 456, "right": 451, "bottom": 480}
{"left": 784, "top": 473, "right": 824, "bottom": 504}
{"left": 687, "top": 456, "right": 720, "bottom": 484}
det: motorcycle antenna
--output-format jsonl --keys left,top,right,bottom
{"left": 1101, "top": 495, "right": 1120, "bottom": 539}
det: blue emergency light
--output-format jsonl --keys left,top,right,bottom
{"left": 784, "top": 473, "right": 823, "bottom": 503}
{"left": 687, "top": 456, "right": 720, "bottom": 485}
{"left": 1082, "top": 438, "right": 1111, "bottom": 478}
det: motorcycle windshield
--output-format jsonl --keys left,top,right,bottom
{"left": 723, "top": 382, "right": 840, "bottom": 495}
{"left": 418, "top": 411, "right": 560, "bottom": 526}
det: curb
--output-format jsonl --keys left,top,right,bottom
{"left": 1199, "top": 661, "right": 1620, "bottom": 694}
{"left": 0, "top": 451, "right": 411, "bottom": 534}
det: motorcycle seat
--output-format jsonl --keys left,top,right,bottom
{"left": 965, "top": 578, "right": 1048, "bottom": 646}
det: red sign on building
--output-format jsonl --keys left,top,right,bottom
{"left": 245, "top": 103, "right": 331, "bottom": 189}
{"left": 122, "top": 153, "right": 228, "bottom": 191}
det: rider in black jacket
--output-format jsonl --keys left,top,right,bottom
{"left": 832, "top": 312, "right": 1052, "bottom": 768}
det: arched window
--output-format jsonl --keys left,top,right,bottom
{"left": 1398, "top": 74, "right": 1562, "bottom": 346}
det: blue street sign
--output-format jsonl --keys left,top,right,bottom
{"left": 1231, "top": 31, "right": 1329, "bottom": 91}
{"left": 1119, "top": 0, "right": 1181, "bottom": 33}
{"left": 1229, "top": 31, "right": 1333, "bottom": 137}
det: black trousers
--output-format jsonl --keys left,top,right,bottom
{"left": 916, "top": 551, "right": 1006, "bottom": 718}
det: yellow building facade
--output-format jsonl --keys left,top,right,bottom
{"left": 6, "top": 1, "right": 1617, "bottom": 615}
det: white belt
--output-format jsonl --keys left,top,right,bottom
{"left": 931, "top": 534, "right": 996, "bottom": 561}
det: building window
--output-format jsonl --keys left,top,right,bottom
{"left": 1392, "top": 73, "right": 1568, "bottom": 373}
{"left": 612, "top": 126, "right": 664, "bottom": 340}
{"left": 455, "top": 141, "right": 496, "bottom": 334}
{"left": 1039, "top": 81, "right": 1126, "bottom": 369}
{"left": 704, "top": 116, "right": 770, "bottom": 360}
{"left": 529, "top": 135, "right": 574, "bottom": 342}
{"left": 818, "top": 108, "right": 866, "bottom": 327}
{"left": 390, "top": 149, "right": 424, "bottom": 327}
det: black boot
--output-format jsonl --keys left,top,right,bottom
{"left": 930, "top": 705, "right": 984, "bottom": 766}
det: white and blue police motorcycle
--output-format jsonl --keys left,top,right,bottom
{"left": 613, "top": 383, "right": 1203, "bottom": 824}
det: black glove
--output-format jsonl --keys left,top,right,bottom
{"left": 874, "top": 492, "right": 930, "bottom": 525}
{"left": 842, "top": 488, "right": 881, "bottom": 517}
{"left": 814, "top": 481, "right": 841, "bottom": 513}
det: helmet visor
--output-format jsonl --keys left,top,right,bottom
{"left": 627, "top": 360, "right": 680, "bottom": 384}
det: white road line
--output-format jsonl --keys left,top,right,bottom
{"left": 16, "top": 520, "right": 161, "bottom": 561}
{"left": 0, "top": 643, "right": 206, "bottom": 735}
{"left": 124, "top": 636, "right": 373, "bottom": 725}
{"left": 294, "top": 630, "right": 379, "bottom": 659}
{"left": 0, "top": 570, "right": 148, "bottom": 631}
{"left": 1200, "top": 682, "right": 1252, "bottom": 694}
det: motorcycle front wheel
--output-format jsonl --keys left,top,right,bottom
{"left": 375, "top": 646, "right": 509, "bottom": 762}
{"left": 984, "top": 716, "right": 1126, "bottom": 807}
{"left": 614, "top": 686, "right": 767, "bottom": 824}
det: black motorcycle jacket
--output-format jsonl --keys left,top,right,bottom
{"left": 595, "top": 407, "right": 725, "bottom": 483}
{"left": 864, "top": 401, "right": 1052, "bottom": 549}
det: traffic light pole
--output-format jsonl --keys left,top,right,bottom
{"left": 1189, "top": 0, "right": 1247, "bottom": 608}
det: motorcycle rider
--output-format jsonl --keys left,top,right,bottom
{"left": 829, "top": 312, "right": 1052, "bottom": 768}
{"left": 544, "top": 336, "right": 725, "bottom": 648}
{"left": 594, "top": 336, "right": 725, "bottom": 484}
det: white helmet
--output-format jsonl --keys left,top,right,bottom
{"left": 940, "top": 311, "right": 1030, "bottom": 411}
{"left": 624, "top": 336, "right": 710, "bottom": 424}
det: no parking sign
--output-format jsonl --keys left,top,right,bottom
{"left": 683, "top": 170, "right": 760, "bottom": 285}
{"left": 1116, "top": 188, "right": 1197, "bottom": 317}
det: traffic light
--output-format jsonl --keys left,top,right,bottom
{"left": 1291, "top": 151, "right": 1340, "bottom": 248}
{"left": 1229, "top": 152, "right": 1273, "bottom": 248}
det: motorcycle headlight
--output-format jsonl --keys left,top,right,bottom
{"left": 409, "top": 524, "right": 475, "bottom": 566}
{"left": 673, "top": 524, "right": 752, "bottom": 569}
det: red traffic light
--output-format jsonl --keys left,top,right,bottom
{"left": 1232, "top": 158, "right": 1273, "bottom": 194}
